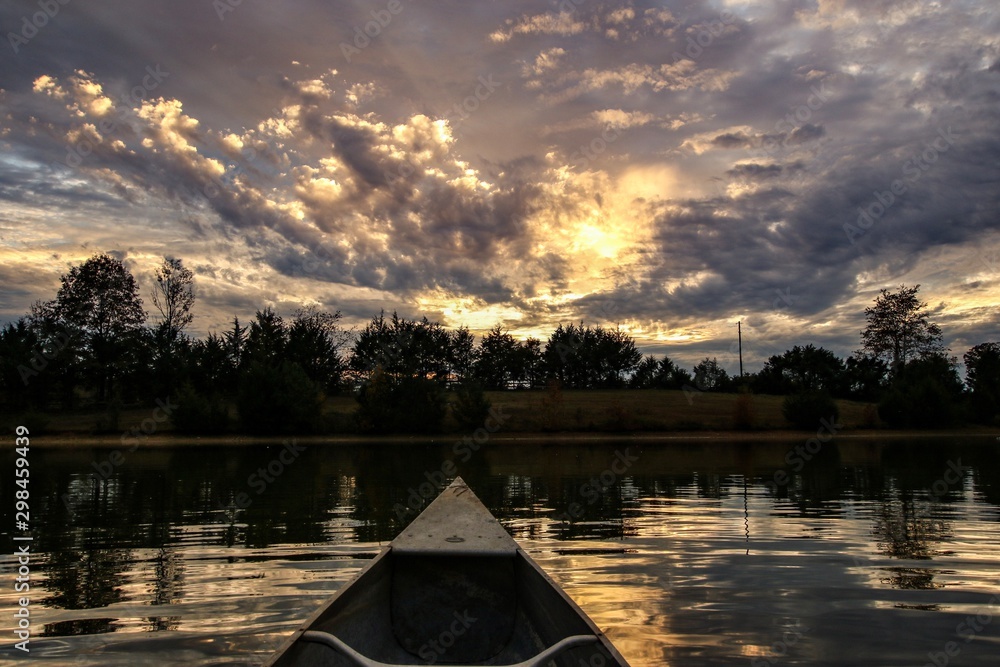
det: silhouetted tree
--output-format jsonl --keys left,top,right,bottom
{"left": 286, "top": 307, "right": 348, "bottom": 392}
{"left": 148, "top": 258, "right": 196, "bottom": 396}
{"left": 351, "top": 366, "right": 389, "bottom": 432}
{"left": 354, "top": 368, "right": 445, "bottom": 434}
{"left": 755, "top": 345, "right": 844, "bottom": 395}
{"left": 449, "top": 327, "right": 476, "bottom": 384}
{"left": 392, "top": 376, "right": 448, "bottom": 432}
{"left": 238, "top": 360, "right": 323, "bottom": 434}
{"left": 244, "top": 308, "right": 286, "bottom": 367}
{"left": 841, "top": 353, "right": 889, "bottom": 401}
{"left": 452, "top": 380, "right": 492, "bottom": 430}
{"left": 151, "top": 257, "right": 195, "bottom": 347}
{"left": 964, "top": 342, "right": 1000, "bottom": 424}
{"left": 860, "top": 285, "right": 944, "bottom": 377}
{"left": 171, "top": 381, "right": 230, "bottom": 434}
{"left": 544, "top": 323, "right": 587, "bottom": 388}
{"left": 411, "top": 317, "right": 452, "bottom": 382}
{"left": 25, "top": 302, "right": 84, "bottom": 409}
{"left": 782, "top": 390, "right": 839, "bottom": 429}
{"left": 878, "top": 354, "right": 963, "bottom": 428}
{"left": 660, "top": 357, "right": 692, "bottom": 389}
{"left": 48, "top": 254, "right": 146, "bottom": 402}
{"left": 222, "top": 317, "right": 248, "bottom": 390}
{"left": 350, "top": 312, "right": 451, "bottom": 383}
{"left": 630, "top": 355, "right": 660, "bottom": 389}
{"left": 187, "top": 333, "right": 230, "bottom": 395}
{"left": 629, "top": 355, "right": 691, "bottom": 389}
{"left": 595, "top": 327, "right": 642, "bottom": 387}
{"left": 543, "top": 323, "right": 640, "bottom": 388}
{"left": 515, "top": 338, "right": 544, "bottom": 388}
{"left": 0, "top": 319, "right": 45, "bottom": 411}
{"left": 475, "top": 325, "right": 520, "bottom": 389}
{"left": 692, "top": 357, "right": 730, "bottom": 392}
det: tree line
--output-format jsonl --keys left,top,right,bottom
{"left": 1, "top": 254, "right": 998, "bottom": 432}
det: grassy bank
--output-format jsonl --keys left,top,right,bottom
{"left": 4, "top": 388, "right": 885, "bottom": 437}
{"left": 478, "top": 389, "right": 875, "bottom": 433}
{"left": 12, "top": 388, "right": 1000, "bottom": 444}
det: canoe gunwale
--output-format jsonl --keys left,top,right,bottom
{"left": 261, "top": 547, "right": 392, "bottom": 667}
{"left": 514, "top": 548, "right": 630, "bottom": 665}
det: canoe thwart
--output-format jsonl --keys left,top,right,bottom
{"left": 300, "top": 630, "right": 601, "bottom": 667}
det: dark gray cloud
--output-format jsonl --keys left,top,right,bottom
{"left": 788, "top": 123, "right": 826, "bottom": 144}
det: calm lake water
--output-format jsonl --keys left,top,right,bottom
{"left": 2, "top": 437, "right": 999, "bottom": 666}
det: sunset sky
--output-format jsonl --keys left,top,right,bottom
{"left": 1, "top": 0, "right": 998, "bottom": 372}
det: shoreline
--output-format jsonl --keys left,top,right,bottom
{"left": 15, "top": 389, "right": 994, "bottom": 448}
{"left": 23, "top": 427, "right": 1000, "bottom": 448}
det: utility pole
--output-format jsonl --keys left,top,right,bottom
{"left": 738, "top": 321, "right": 744, "bottom": 379}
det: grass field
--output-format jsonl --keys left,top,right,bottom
{"left": 10, "top": 388, "right": 881, "bottom": 436}
{"left": 475, "top": 389, "right": 877, "bottom": 433}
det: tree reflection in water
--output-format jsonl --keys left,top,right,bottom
{"left": 872, "top": 498, "right": 948, "bottom": 561}
{"left": 871, "top": 499, "right": 951, "bottom": 591}
{"left": 146, "top": 547, "right": 184, "bottom": 631}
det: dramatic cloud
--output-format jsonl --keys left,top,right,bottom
{"left": 1, "top": 0, "right": 998, "bottom": 371}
